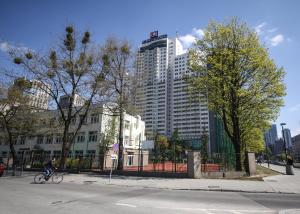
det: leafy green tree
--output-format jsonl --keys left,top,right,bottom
{"left": 188, "top": 18, "right": 285, "bottom": 170}
{"left": 153, "top": 134, "right": 169, "bottom": 164}
{"left": 11, "top": 26, "right": 108, "bottom": 169}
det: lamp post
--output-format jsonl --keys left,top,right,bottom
{"left": 280, "top": 122, "right": 293, "bottom": 175}
{"left": 280, "top": 123, "right": 288, "bottom": 164}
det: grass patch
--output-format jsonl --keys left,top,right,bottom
{"left": 230, "top": 165, "right": 280, "bottom": 181}
{"left": 256, "top": 165, "right": 280, "bottom": 177}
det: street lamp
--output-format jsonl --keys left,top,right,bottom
{"left": 280, "top": 123, "right": 288, "bottom": 164}
{"left": 280, "top": 122, "right": 293, "bottom": 175}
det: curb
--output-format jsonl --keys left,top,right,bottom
{"left": 103, "top": 182, "right": 296, "bottom": 194}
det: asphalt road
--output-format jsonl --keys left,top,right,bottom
{"left": 1, "top": 176, "right": 300, "bottom": 214}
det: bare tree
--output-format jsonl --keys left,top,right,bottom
{"left": 99, "top": 38, "right": 137, "bottom": 170}
{"left": 0, "top": 78, "right": 37, "bottom": 169}
{"left": 10, "top": 26, "right": 109, "bottom": 169}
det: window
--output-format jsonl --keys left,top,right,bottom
{"left": 88, "top": 131, "right": 97, "bottom": 142}
{"left": 79, "top": 115, "right": 87, "bottom": 125}
{"left": 87, "top": 150, "right": 96, "bottom": 158}
{"left": 55, "top": 135, "right": 62, "bottom": 144}
{"left": 70, "top": 117, "right": 76, "bottom": 125}
{"left": 76, "top": 132, "right": 85, "bottom": 143}
{"left": 37, "top": 135, "right": 44, "bottom": 144}
{"left": 45, "top": 135, "right": 53, "bottom": 144}
{"left": 68, "top": 133, "right": 75, "bottom": 144}
{"left": 53, "top": 150, "right": 61, "bottom": 159}
{"left": 2, "top": 151, "right": 8, "bottom": 158}
{"left": 75, "top": 150, "right": 83, "bottom": 158}
{"left": 19, "top": 136, "right": 26, "bottom": 145}
{"left": 124, "top": 136, "right": 130, "bottom": 146}
{"left": 124, "top": 121, "right": 130, "bottom": 129}
{"left": 90, "top": 114, "right": 99, "bottom": 124}
{"left": 44, "top": 151, "right": 51, "bottom": 159}
{"left": 127, "top": 154, "right": 134, "bottom": 166}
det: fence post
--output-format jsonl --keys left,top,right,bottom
{"left": 245, "top": 152, "right": 256, "bottom": 176}
{"left": 187, "top": 151, "right": 202, "bottom": 178}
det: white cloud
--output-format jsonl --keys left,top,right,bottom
{"left": 0, "top": 42, "right": 10, "bottom": 52}
{"left": 178, "top": 34, "right": 197, "bottom": 49}
{"left": 270, "top": 34, "right": 284, "bottom": 46}
{"left": 288, "top": 104, "right": 300, "bottom": 112}
{"left": 0, "top": 41, "right": 31, "bottom": 53}
{"left": 178, "top": 27, "right": 204, "bottom": 50}
{"left": 291, "top": 128, "right": 300, "bottom": 137}
{"left": 192, "top": 28, "right": 204, "bottom": 38}
{"left": 255, "top": 22, "right": 267, "bottom": 35}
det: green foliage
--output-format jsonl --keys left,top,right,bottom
{"left": 82, "top": 31, "right": 90, "bottom": 44}
{"left": 66, "top": 158, "right": 79, "bottom": 169}
{"left": 13, "top": 57, "right": 22, "bottom": 64}
{"left": 25, "top": 52, "right": 33, "bottom": 60}
{"left": 155, "top": 135, "right": 169, "bottom": 151}
{"left": 188, "top": 17, "right": 286, "bottom": 170}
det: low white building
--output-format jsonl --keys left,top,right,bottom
{"left": 0, "top": 103, "right": 146, "bottom": 167}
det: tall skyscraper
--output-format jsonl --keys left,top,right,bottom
{"left": 283, "top": 128, "right": 292, "bottom": 148}
{"left": 264, "top": 124, "right": 278, "bottom": 147}
{"left": 135, "top": 31, "right": 209, "bottom": 143}
{"left": 27, "top": 80, "right": 50, "bottom": 110}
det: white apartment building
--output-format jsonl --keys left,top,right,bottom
{"left": 136, "top": 31, "right": 209, "bottom": 142}
{"left": 59, "top": 94, "right": 86, "bottom": 109}
{"left": 0, "top": 103, "right": 146, "bottom": 161}
{"left": 27, "top": 80, "right": 50, "bottom": 110}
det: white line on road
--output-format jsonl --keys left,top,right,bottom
{"left": 155, "top": 206, "right": 275, "bottom": 213}
{"left": 115, "top": 203, "right": 137, "bottom": 208}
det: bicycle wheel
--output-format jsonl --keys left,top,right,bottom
{"left": 51, "top": 172, "right": 63, "bottom": 184}
{"left": 34, "top": 173, "right": 46, "bottom": 184}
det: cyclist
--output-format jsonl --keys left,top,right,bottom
{"left": 44, "top": 159, "right": 56, "bottom": 180}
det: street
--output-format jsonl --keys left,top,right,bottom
{"left": 1, "top": 176, "right": 300, "bottom": 214}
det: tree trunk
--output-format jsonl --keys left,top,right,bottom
{"left": 117, "top": 111, "right": 124, "bottom": 170}
{"left": 233, "top": 138, "right": 242, "bottom": 171}
{"left": 8, "top": 135, "right": 17, "bottom": 166}
{"left": 60, "top": 124, "right": 70, "bottom": 170}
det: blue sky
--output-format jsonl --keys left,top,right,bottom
{"left": 0, "top": 0, "right": 299, "bottom": 137}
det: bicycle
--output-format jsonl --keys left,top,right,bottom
{"left": 34, "top": 168, "right": 64, "bottom": 184}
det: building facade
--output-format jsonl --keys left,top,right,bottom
{"left": 264, "top": 124, "right": 278, "bottom": 147}
{"left": 283, "top": 128, "right": 292, "bottom": 148}
{"left": 27, "top": 80, "right": 50, "bottom": 110}
{"left": 292, "top": 134, "right": 300, "bottom": 161}
{"left": 0, "top": 103, "right": 146, "bottom": 167}
{"left": 59, "top": 94, "right": 86, "bottom": 109}
{"left": 135, "top": 31, "right": 209, "bottom": 144}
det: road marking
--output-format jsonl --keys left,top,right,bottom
{"left": 155, "top": 206, "right": 275, "bottom": 213}
{"left": 115, "top": 203, "right": 137, "bottom": 208}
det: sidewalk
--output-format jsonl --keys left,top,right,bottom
{"left": 262, "top": 163, "right": 300, "bottom": 194}
{"left": 61, "top": 168, "right": 299, "bottom": 194}
{"left": 3, "top": 165, "right": 299, "bottom": 194}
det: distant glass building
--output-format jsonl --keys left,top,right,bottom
{"left": 283, "top": 128, "right": 292, "bottom": 148}
{"left": 264, "top": 124, "right": 278, "bottom": 147}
